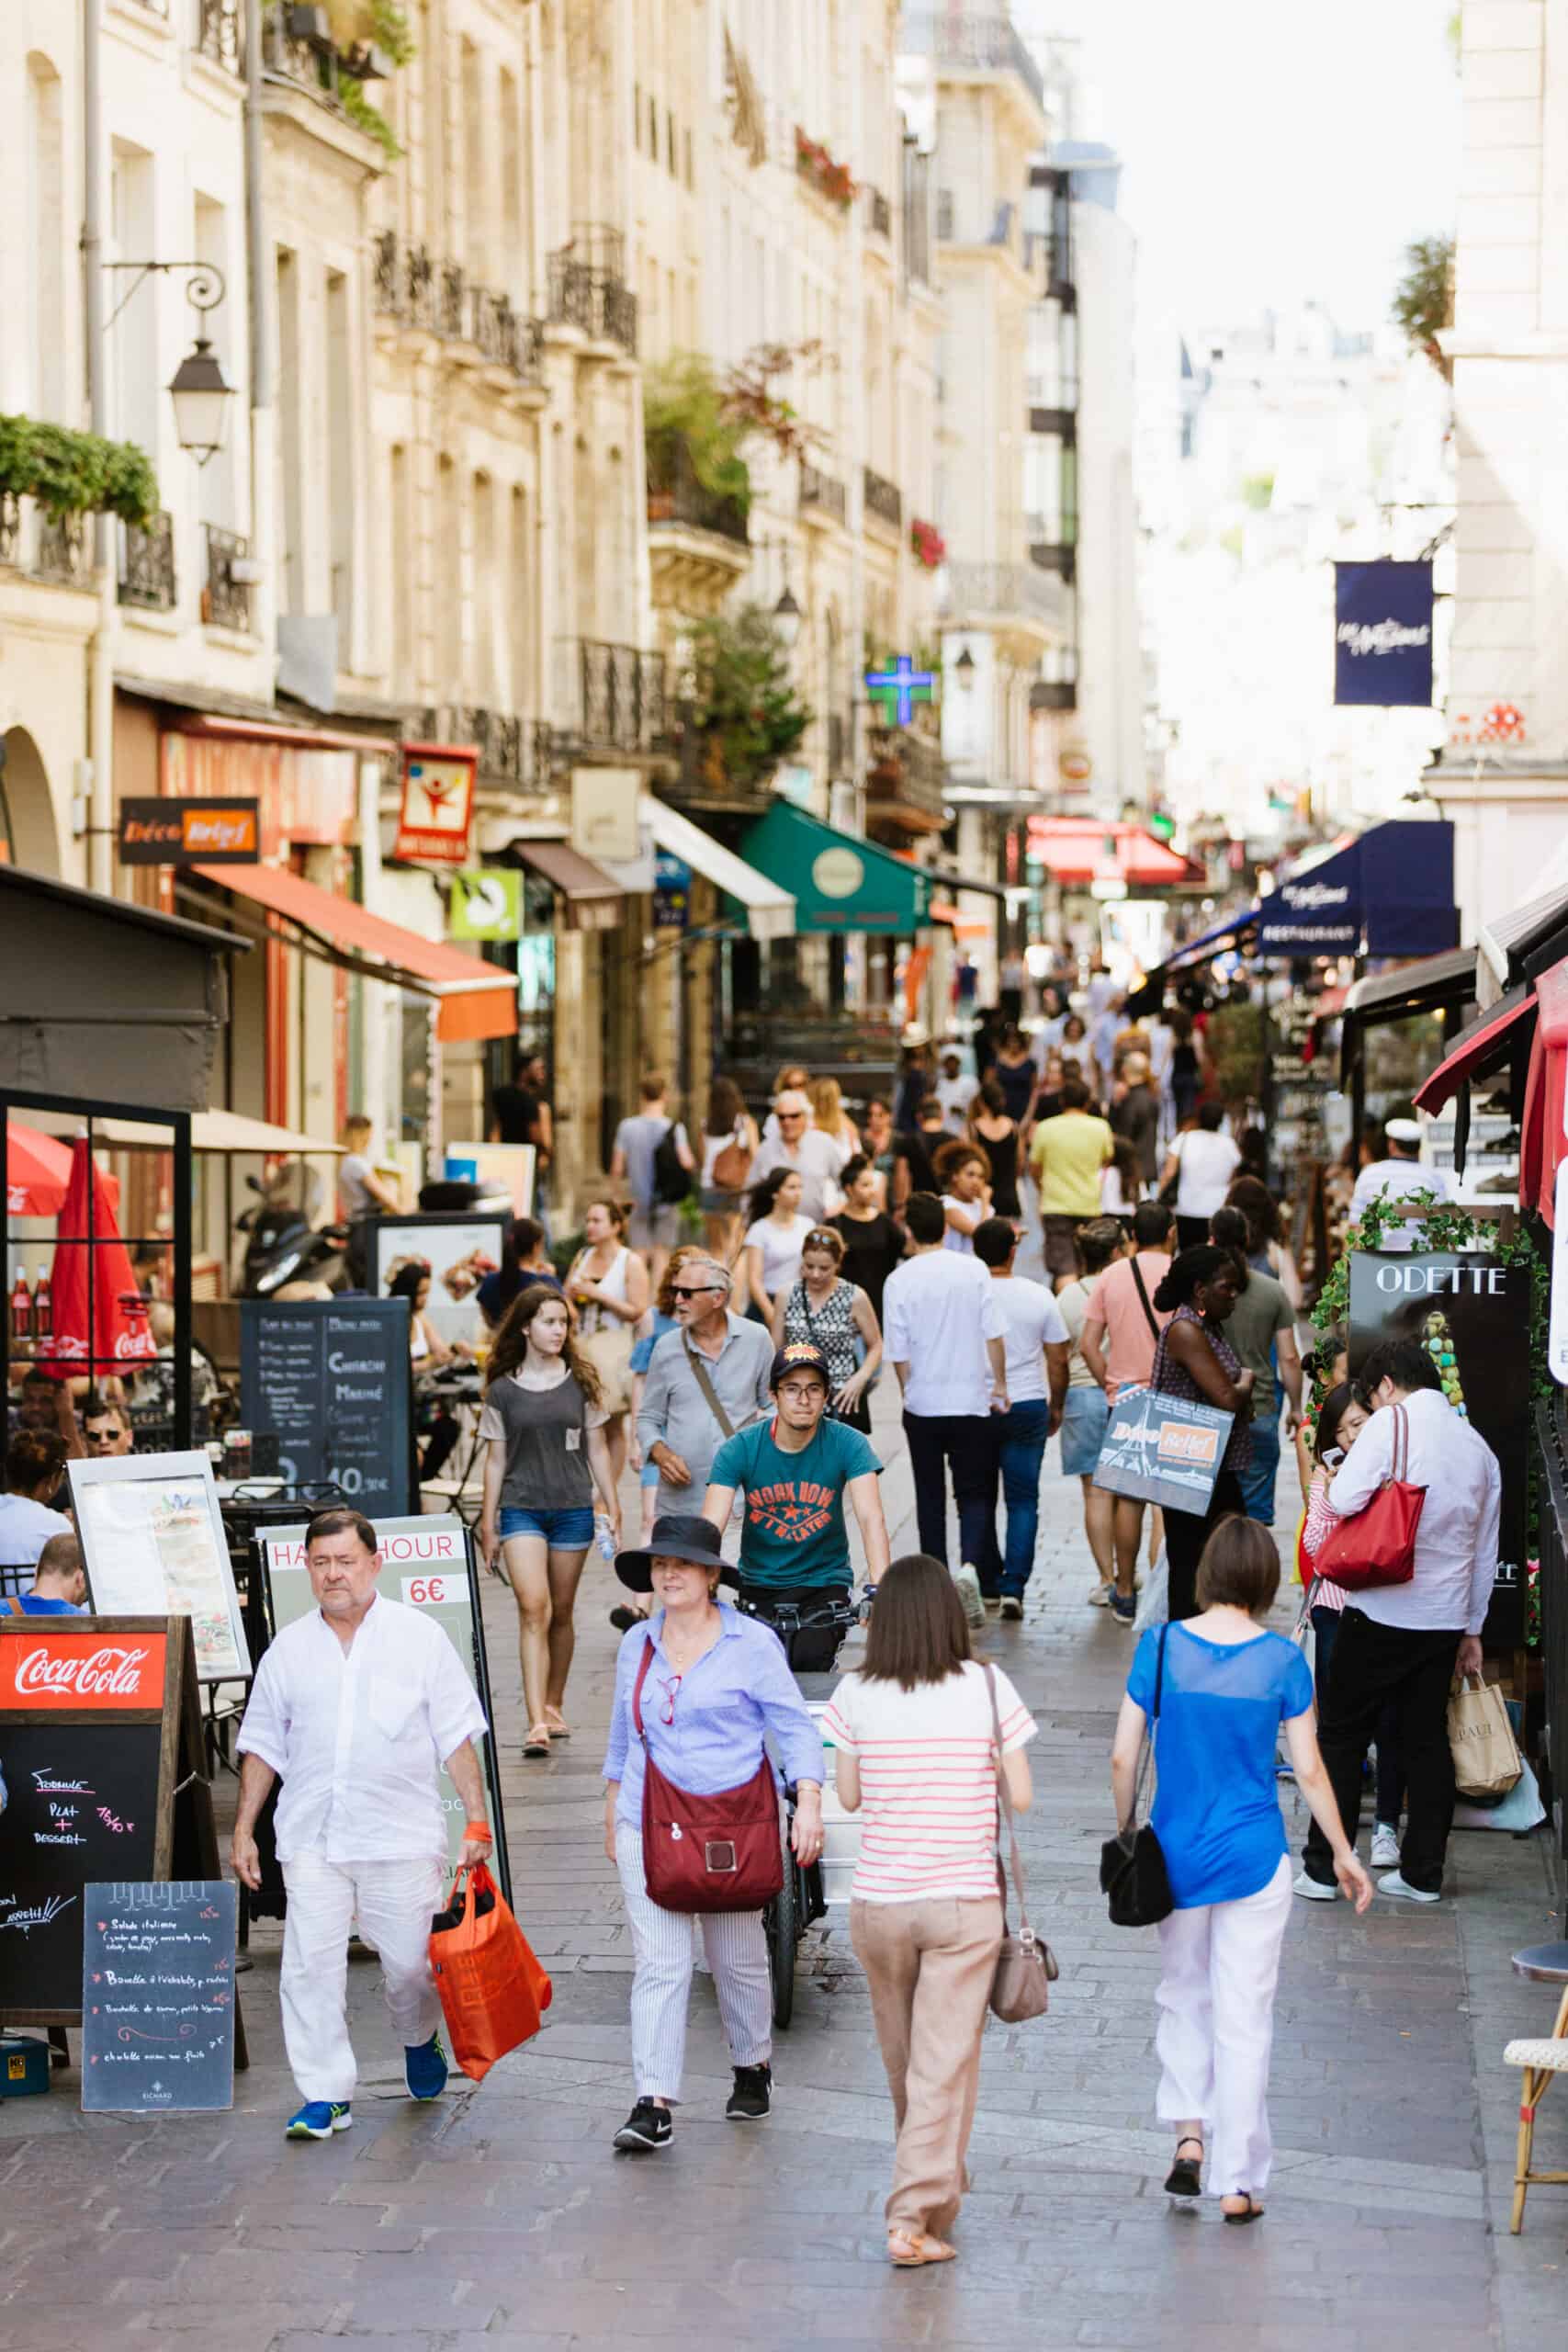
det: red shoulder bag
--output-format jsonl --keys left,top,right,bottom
{"left": 1313, "top": 1402, "right": 1425, "bottom": 1591}
{"left": 632, "top": 1639, "right": 784, "bottom": 1913}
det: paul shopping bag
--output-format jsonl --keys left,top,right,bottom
{"left": 428, "top": 1862, "right": 552, "bottom": 2083}
{"left": 1447, "top": 1672, "right": 1524, "bottom": 1804}
{"left": 1091, "top": 1385, "right": 1233, "bottom": 1516}
{"left": 1312, "top": 1403, "right": 1424, "bottom": 1591}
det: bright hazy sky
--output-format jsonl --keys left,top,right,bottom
{"left": 1015, "top": 0, "right": 1462, "bottom": 335}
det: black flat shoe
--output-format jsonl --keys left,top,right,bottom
{"left": 1222, "top": 2196, "right": 1265, "bottom": 2226}
{"left": 1164, "top": 2136, "right": 1203, "bottom": 2198}
{"left": 608, "top": 1604, "right": 645, "bottom": 1633}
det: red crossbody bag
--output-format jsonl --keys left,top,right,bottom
{"left": 632, "top": 1639, "right": 784, "bottom": 1913}
{"left": 1312, "top": 1402, "right": 1426, "bottom": 1591}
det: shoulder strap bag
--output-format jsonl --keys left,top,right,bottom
{"left": 986, "top": 1666, "right": 1058, "bottom": 2021}
{"left": 1312, "top": 1402, "right": 1425, "bottom": 1591}
{"left": 1129, "top": 1254, "right": 1161, "bottom": 1341}
{"left": 682, "top": 1333, "right": 736, "bottom": 1441}
{"left": 1098, "top": 1624, "right": 1175, "bottom": 1926}
{"left": 631, "top": 1637, "right": 783, "bottom": 1913}
{"left": 711, "top": 1122, "right": 752, "bottom": 1194}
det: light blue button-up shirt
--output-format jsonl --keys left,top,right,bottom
{"left": 603, "top": 1602, "right": 825, "bottom": 1826}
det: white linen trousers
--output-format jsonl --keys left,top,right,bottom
{"left": 1154, "top": 1854, "right": 1294, "bottom": 2199}
{"left": 280, "top": 1849, "right": 447, "bottom": 2104}
{"left": 615, "top": 1821, "right": 772, "bottom": 2100}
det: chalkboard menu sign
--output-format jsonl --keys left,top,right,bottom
{"left": 82, "top": 1880, "right": 238, "bottom": 2111}
{"left": 240, "top": 1299, "right": 412, "bottom": 1515}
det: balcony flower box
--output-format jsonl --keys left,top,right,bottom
{"left": 795, "top": 127, "right": 856, "bottom": 211}
{"left": 910, "top": 516, "right": 946, "bottom": 571}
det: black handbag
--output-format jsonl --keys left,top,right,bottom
{"left": 1099, "top": 1623, "right": 1175, "bottom": 1927}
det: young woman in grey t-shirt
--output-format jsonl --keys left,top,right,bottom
{"left": 479, "top": 1285, "right": 621, "bottom": 1757}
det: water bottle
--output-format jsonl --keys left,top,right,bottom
{"left": 595, "top": 1515, "right": 616, "bottom": 1563}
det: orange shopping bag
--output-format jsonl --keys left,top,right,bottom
{"left": 428, "top": 1861, "right": 552, "bottom": 2083}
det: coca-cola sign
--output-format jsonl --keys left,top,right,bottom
{"left": 0, "top": 1629, "right": 166, "bottom": 1710}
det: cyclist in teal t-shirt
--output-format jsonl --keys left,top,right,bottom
{"left": 704, "top": 1343, "right": 889, "bottom": 1670}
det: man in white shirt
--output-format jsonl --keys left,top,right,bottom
{"left": 232, "top": 1508, "right": 492, "bottom": 2139}
{"left": 883, "top": 1193, "right": 1008, "bottom": 1613}
{"left": 933, "top": 1050, "right": 972, "bottom": 1134}
{"left": 1297, "top": 1340, "right": 1501, "bottom": 1906}
{"left": 1349, "top": 1116, "right": 1454, "bottom": 1251}
{"left": 971, "top": 1219, "right": 1070, "bottom": 1619}
{"left": 748, "top": 1090, "right": 844, "bottom": 1220}
{"left": 0, "top": 1432, "right": 73, "bottom": 1577}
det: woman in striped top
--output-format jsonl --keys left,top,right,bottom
{"left": 825, "top": 1553, "right": 1036, "bottom": 2269}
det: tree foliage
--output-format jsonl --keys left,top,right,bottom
{"left": 1393, "top": 235, "right": 1454, "bottom": 378}
{"left": 684, "top": 604, "right": 812, "bottom": 787}
{"left": 643, "top": 354, "right": 752, "bottom": 510}
{"left": 0, "top": 416, "right": 159, "bottom": 527}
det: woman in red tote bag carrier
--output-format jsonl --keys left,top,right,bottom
{"left": 601, "top": 1515, "right": 825, "bottom": 2154}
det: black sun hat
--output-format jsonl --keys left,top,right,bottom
{"left": 615, "top": 1512, "right": 734, "bottom": 1594}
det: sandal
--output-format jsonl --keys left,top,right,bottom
{"left": 1164, "top": 2136, "right": 1203, "bottom": 2199}
{"left": 1221, "top": 2195, "right": 1265, "bottom": 2226}
{"left": 886, "top": 2229, "right": 956, "bottom": 2268}
{"left": 544, "top": 1707, "right": 571, "bottom": 1740}
{"left": 523, "top": 1724, "right": 551, "bottom": 1758}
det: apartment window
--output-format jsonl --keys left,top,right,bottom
{"left": 461, "top": 39, "right": 485, "bottom": 279}
{"left": 275, "top": 248, "right": 304, "bottom": 617}
{"left": 666, "top": 108, "right": 676, "bottom": 175}
{"left": 28, "top": 54, "right": 65, "bottom": 421}
{"left": 473, "top": 472, "right": 497, "bottom": 701}
{"left": 633, "top": 83, "right": 641, "bottom": 153}
{"left": 389, "top": 444, "right": 412, "bottom": 686}
{"left": 326, "top": 269, "right": 354, "bottom": 640}
{"left": 509, "top": 485, "right": 530, "bottom": 714}
{"left": 500, "top": 65, "right": 525, "bottom": 299}
{"left": 437, "top": 456, "right": 462, "bottom": 689}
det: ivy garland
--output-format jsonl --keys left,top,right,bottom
{"left": 0, "top": 415, "right": 160, "bottom": 529}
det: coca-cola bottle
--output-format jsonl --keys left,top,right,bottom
{"left": 118, "top": 1291, "right": 152, "bottom": 1358}
{"left": 9, "top": 1271, "right": 32, "bottom": 1347}
{"left": 31, "top": 1267, "right": 51, "bottom": 1346}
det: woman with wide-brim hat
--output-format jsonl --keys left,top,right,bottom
{"left": 602, "top": 1514, "right": 826, "bottom": 2155}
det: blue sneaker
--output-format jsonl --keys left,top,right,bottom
{"left": 286, "top": 2100, "right": 353, "bottom": 2140}
{"left": 404, "top": 2030, "right": 449, "bottom": 2101}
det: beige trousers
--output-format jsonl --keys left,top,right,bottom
{"left": 850, "top": 1894, "right": 1004, "bottom": 2236}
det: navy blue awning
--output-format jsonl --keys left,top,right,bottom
{"left": 1258, "top": 820, "right": 1457, "bottom": 958}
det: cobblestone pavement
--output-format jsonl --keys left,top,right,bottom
{"left": 3, "top": 1373, "right": 1565, "bottom": 2349}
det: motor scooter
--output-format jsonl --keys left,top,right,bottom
{"left": 235, "top": 1161, "right": 352, "bottom": 1295}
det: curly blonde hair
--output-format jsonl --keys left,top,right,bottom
{"left": 485, "top": 1282, "right": 604, "bottom": 1407}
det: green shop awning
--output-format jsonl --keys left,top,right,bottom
{"left": 738, "top": 801, "right": 933, "bottom": 936}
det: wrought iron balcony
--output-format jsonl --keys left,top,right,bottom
{"left": 866, "top": 724, "right": 948, "bottom": 823}
{"left": 547, "top": 228, "right": 638, "bottom": 355}
{"left": 863, "top": 467, "right": 903, "bottom": 532}
{"left": 899, "top": 10, "right": 1046, "bottom": 114}
{"left": 203, "top": 525, "right": 253, "bottom": 632}
{"left": 418, "top": 707, "right": 555, "bottom": 792}
{"left": 866, "top": 187, "right": 892, "bottom": 241}
{"left": 647, "top": 447, "right": 749, "bottom": 547}
{"left": 437, "top": 259, "right": 466, "bottom": 343}
{"left": 198, "top": 0, "right": 242, "bottom": 74}
{"left": 800, "top": 462, "right": 847, "bottom": 525}
{"left": 373, "top": 232, "right": 544, "bottom": 386}
{"left": 471, "top": 287, "right": 545, "bottom": 384}
{"left": 34, "top": 511, "right": 89, "bottom": 587}
{"left": 939, "top": 560, "right": 1066, "bottom": 632}
{"left": 556, "top": 639, "right": 667, "bottom": 754}
{"left": 119, "top": 512, "right": 177, "bottom": 613}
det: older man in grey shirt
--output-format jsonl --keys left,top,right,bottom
{"left": 635, "top": 1256, "right": 773, "bottom": 1520}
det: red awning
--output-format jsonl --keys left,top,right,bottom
{"left": 192, "top": 863, "right": 516, "bottom": 1044}
{"left": 1025, "top": 819, "right": 1206, "bottom": 889}
{"left": 1521, "top": 959, "right": 1568, "bottom": 1227}
{"left": 1412, "top": 982, "right": 1537, "bottom": 1118}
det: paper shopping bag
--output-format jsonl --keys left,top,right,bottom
{"left": 1447, "top": 1673, "right": 1523, "bottom": 1803}
{"left": 429, "top": 1862, "right": 552, "bottom": 2082}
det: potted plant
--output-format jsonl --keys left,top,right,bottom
{"left": 682, "top": 605, "right": 812, "bottom": 788}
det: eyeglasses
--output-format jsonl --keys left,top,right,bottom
{"left": 657, "top": 1671, "right": 682, "bottom": 1725}
{"left": 85, "top": 1427, "right": 121, "bottom": 1446}
{"left": 671, "top": 1283, "right": 722, "bottom": 1299}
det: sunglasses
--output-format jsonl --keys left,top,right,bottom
{"left": 85, "top": 1426, "right": 122, "bottom": 1444}
{"left": 656, "top": 1671, "right": 682, "bottom": 1725}
{"left": 671, "top": 1283, "right": 722, "bottom": 1298}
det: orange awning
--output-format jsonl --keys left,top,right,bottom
{"left": 191, "top": 863, "right": 515, "bottom": 1044}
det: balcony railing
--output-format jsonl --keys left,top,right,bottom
{"left": 418, "top": 707, "right": 555, "bottom": 792}
{"left": 899, "top": 11, "right": 1046, "bottom": 114}
{"left": 119, "top": 512, "right": 177, "bottom": 613}
{"left": 556, "top": 639, "right": 667, "bottom": 754}
{"left": 866, "top": 187, "right": 892, "bottom": 240}
{"left": 34, "top": 511, "right": 89, "bottom": 587}
{"left": 800, "top": 462, "right": 847, "bottom": 525}
{"left": 647, "top": 447, "right": 749, "bottom": 547}
{"left": 863, "top": 467, "right": 903, "bottom": 532}
{"left": 372, "top": 232, "right": 544, "bottom": 387}
{"left": 197, "top": 0, "right": 242, "bottom": 74}
{"left": 939, "top": 561, "right": 1065, "bottom": 630}
{"left": 547, "top": 228, "right": 637, "bottom": 355}
{"left": 866, "top": 725, "right": 948, "bottom": 820}
{"left": 203, "top": 525, "right": 253, "bottom": 632}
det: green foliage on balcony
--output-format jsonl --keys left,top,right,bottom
{"left": 685, "top": 604, "right": 812, "bottom": 788}
{"left": 321, "top": 3, "right": 414, "bottom": 159}
{"left": 0, "top": 416, "right": 159, "bottom": 528}
{"left": 1392, "top": 234, "right": 1454, "bottom": 379}
{"left": 644, "top": 354, "right": 753, "bottom": 513}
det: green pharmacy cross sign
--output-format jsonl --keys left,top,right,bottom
{"left": 864, "top": 654, "right": 935, "bottom": 728}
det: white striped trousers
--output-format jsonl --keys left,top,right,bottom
{"left": 615, "top": 1820, "right": 773, "bottom": 2101}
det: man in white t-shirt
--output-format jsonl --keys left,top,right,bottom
{"left": 883, "top": 1193, "right": 1007, "bottom": 1616}
{"left": 934, "top": 1050, "right": 972, "bottom": 1134}
{"left": 971, "top": 1219, "right": 1070, "bottom": 1618}
{"left": 747, "top": 1090, "right": 844, "bottom": 1220}
{"left": 1349, "top": 1117, "right": 1454, "bottom": 1251}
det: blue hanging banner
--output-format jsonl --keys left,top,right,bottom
{"left": 1335, "top": 561, "right": 1434, "bottom": 707}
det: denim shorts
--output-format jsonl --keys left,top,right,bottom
{"left": 499, "top": 1504, "right": 595, "bottom": 1547}
{"left": 1058, "top": 1385, "right": 1111, "bottom": 1477}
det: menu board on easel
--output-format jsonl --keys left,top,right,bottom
{"left": 81, "top": 1880, "right": 239, "bottom": 2111}
{"left": 69, "top": 1452, "right": 250, "bottom": 1685}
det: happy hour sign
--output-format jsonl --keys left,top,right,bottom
{"left": 81, "top": 1881, "right": 238, "bottom": 2111}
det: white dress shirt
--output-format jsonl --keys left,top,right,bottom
{"left": 1349, "top": 1157, "right": 1456, "bottom": 1251}
{"left": 1326, "top": 1386, "right": 1501, "bottom": 1634}
{"left": 883, "top": 1249, "right": 1005, "bottom": 1418}
{"left": 237, "top": 1595, "right": 488, "bottom": 1863}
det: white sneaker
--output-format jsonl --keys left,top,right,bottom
{"left": 1378, "top": 1870, "right": 1439, "bottom": 1905}
{"left": 1370, "top": 1824, "right": 1401, "bottom": 1870}
{"left": 999, "top": 1595, "right": 1024, "bottom": 1621}
{"left": 1292, "top": 1870, "right": 1338, "bottom": 1903}
{"left": 1087, "top": 1583, "right": 1111, "bottom": 1608}
{"left": 953, "top": 1562, "right": 986, "bottom": 1630}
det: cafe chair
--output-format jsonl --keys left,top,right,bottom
{"left": 1505, "top": 1940, "right": 1568, "bottom": 2233}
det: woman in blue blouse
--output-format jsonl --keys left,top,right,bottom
{"left": 1111, "top": 1517, "right": 1371, "bottom": 2223}
{"left": 603, "top": 1514, "right": 824, "bottom": 2154}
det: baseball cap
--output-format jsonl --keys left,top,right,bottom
{"left": 770, "top": 1342, "right": 831, "bottom": 1390}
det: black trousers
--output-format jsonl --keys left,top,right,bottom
{"left": 1163, "top": 1469, "right": 1246, "bottom": 1621}
{"left": 1302, "top": 1610, "right": 1462, "bottom": 1894}
{"left": 902, "top": 1410, "right": 995, "bottom": 1572}
{"left": 738, "top": 1581, "right": 851, "bottom": 1675}
{"left": 1175, "top": 1214, "right": 1211, "bottom": 1254}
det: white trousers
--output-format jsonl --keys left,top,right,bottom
{"left": 280, "top": 1849, "right": 446, "bottom": 2105}
{"left": 615, "top": 1820, "right": 772, "bottom": 2102}
{"left": 1154, "top": 1854, "right": 1293, "bottom": 2199}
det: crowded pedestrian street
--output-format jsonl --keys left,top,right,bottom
{"left": 3, "top": 1355, "right": 1562, "bottom": 2352}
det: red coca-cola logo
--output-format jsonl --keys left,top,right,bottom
{"left": 0, "top": 1630, "right": 166, "bottom": 1710}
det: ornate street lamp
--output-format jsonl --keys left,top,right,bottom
{"left": 104, "top": 260, "right": 234, "bottom": 466}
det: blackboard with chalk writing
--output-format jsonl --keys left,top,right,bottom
{"left": 240, "top": 1298, "right": 412, "bottom": 1515}
{"left": 0, "top": 1724, "right": 164, "bottom": 2015}
{"left": 81, "top": 1881, "right": 238, "bottom": 2110}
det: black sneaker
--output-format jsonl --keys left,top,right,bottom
{"left": 613, "top": 2098, "right": 671, "bottom": 2152}
{"left": 725, "top": 2064, "right": 772, "bottom": 2121}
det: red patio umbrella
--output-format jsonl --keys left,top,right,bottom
{"left": 5, "top": 1120, "right": 121, "bottom": 1219}
{"left": 37, "top": 1136, "right": 155, "bottom": 1378}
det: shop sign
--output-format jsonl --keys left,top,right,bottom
{"left": 448, "top": 868, "right": 522, "bottom": 941}
{"left": 652, "top": 852, "right": 691, "bottom": 930}
{"left": 1058, "top": 748, "right": 1093, "bottom": 785}
{"left": 394, "top": 745, "right": 477, "bottom": 866}
{"left": 1348, "top": 1250, "right": 1531, "bottom": 1646}
{"left": 0, "top": 1629, "right": 167, "bottom": 1711}
{"left": 117, "top": 798, "right": 259, "bottom": 865}
{"left": 1334, "top": 560, "right": 1434, "bottom": 707}
{"left": 570, "top": 766, "right": 641, "bottom": 864}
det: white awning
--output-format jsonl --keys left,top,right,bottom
{"left": 94, "top": 1111, "right": 344, "bottom": 1156}
{"left": 643, "top": 797, "right": 795, "bottom": 941}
